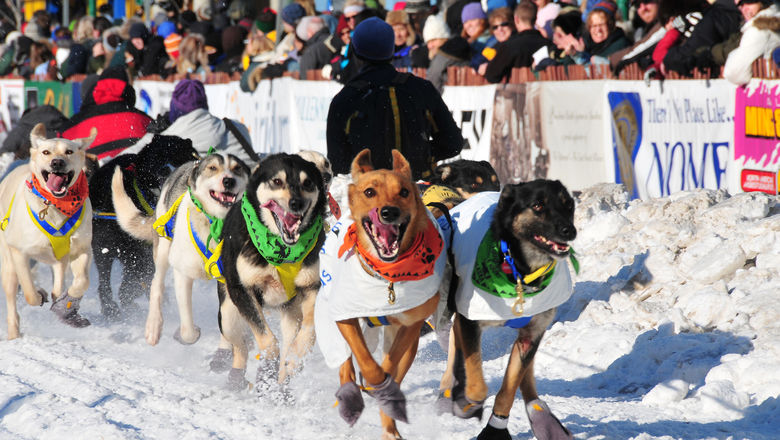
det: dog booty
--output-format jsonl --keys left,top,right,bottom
{"left": 363, "top": 374, "right": 408, "bottom": 423}
{"left": 525, "top": 399, "right": 573, "bottom": 440}
{"left": 335, "top": 381, "right": 365, "bottom": 426}
{"left": 50, "top": 293, "right": 90, "bottom": 328}
{"left": 435, "top": 389, "right": 453, "bottom": 415}
{"left": 227, "top": 367, "right": 250, "bottom": 391}
{"left": 209, "top": 348, "right": 233, "bottom": 373}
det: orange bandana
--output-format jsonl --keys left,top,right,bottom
{"left": 338, "top": 217, "right": 443, "bottom": 282}
{"left": 28, "top": 172, "right": 89, "bottom": 217}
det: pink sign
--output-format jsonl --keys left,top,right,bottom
{"left": 734, "top": 82, "right": 780, "bottom": 168}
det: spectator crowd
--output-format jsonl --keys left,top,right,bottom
{"left": 0, "top": 0, "right": 777, "bottom": 93}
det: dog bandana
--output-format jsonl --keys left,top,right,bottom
{"left": 28, "top": 172, "right": 89, "bottom": 218}
{"left": 337, "top": 218, "right": 443, "bottom": 282}
{"left": 471, "top": 229, "right": 579, "bottom": 299}
{"left": 241, "top": 193, "right": 323, "bottom": 300}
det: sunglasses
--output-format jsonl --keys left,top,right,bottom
{"left": 491, "top": 22, "right": 512, "bottom": 31}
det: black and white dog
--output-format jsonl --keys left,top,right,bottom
{"left": 217, "top": 153, "right": 326, "bottom": 390}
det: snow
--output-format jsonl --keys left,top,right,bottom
{"left": 0, "top": 179, "right": 778, "bottom": 439}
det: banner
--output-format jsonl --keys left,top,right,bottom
{"left": 607, "top": 80, "right": 734, "bottom": 199}
{"left": 733, "top": 79, "right": 780, "bottom": 195}
{"left": 135, "top": 80, "right": 175, "bottom": 118}
{"left": 23, "top": 81, "right": 76, "bottom": 117}
{"left": 540, "top": 81, "right": 609, "bottom": 190}
{"left": 441, "top": 84, "right": 496, "bottom": 162}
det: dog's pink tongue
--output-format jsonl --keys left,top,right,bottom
{"left": 262, "top": 200, "right": 300, "bottom": 230}
{"left": 46, "top": 174, "right": 66, "bottom": 193}
{"left": 369, "top": 209, "right": 398, "bottom": 248}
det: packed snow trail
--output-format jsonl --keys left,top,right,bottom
{"left": 0, "top": 182, "right": 778, "bottom": 439}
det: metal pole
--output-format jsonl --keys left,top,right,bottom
{"left": 63, "top": 0, "right": 70, "bottom": 27}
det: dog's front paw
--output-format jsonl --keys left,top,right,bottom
{"left": 173, "top": 325, "right": 201, "bottom": 345}
{"left": 525, "top": 399, "right": 573, "bottom": 440}
{"left": 364, "top": 374, "right": 408, "bottom": 423}
{"left": 145, "top": 313, "right": 163, "bottom": 346}
{"left": 227, "top": 367, "right": 250, "bottom": 391}
{"left": 209, "top": 348, "right": 233, "bottom": 373}
{"left": 335, "top": 381, "right": 364, "bottom": 426}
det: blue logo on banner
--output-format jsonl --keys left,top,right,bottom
{"left": 608, "top": 92, "right": 642, "bottom": 199}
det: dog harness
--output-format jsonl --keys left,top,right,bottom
{"left": 0, "top": 173, "right": 89, "bottom": 260}
{"left": 234, "top": 193, "right": 323, "bottom": 300}
{"left": 314, "top": 213, "right": 446, "bottom": 368}
{"left": 153, "top": 189, "right": 226, "bottom": 282}
{"left": 93, "top": 178, "right": 155, "bottom": 220}
{"left": 443, "top": 192, "right": 578, "bottom": 323}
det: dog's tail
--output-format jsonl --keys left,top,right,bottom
{"left": 111, "top": 166, "right": 157, "bottom": 242}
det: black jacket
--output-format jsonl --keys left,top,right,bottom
{"left": 484, "top": 29, "right": 549, "bottom": 83}
{"left": 0, "top": 105, "right": 68, "bottom": 159}
{"left": 663, "top": 0, "right": 741, "bottom": 75}
{"left": 326, "top": 63, "right": 465, "bottom": 180}
{"left": 300, "top": 28, "right": 334, "bottom": 80}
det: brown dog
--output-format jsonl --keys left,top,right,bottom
{"left": 314, "top": 149, "right": 446, "bottom": 439}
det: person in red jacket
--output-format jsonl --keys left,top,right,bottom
{"left": 61, "top": 66, "right": 152, "bottom": 161}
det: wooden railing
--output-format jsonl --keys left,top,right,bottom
{"left": 15, "top": 58, "right": 780, "bottom": 86}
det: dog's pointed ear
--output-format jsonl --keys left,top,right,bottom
{"left": 77, "top": 127, "right": 98, "bottom": 150}
{"left": 29, "top": 123, "right": 46, "bottom": 150}
{"left": 351, "top": 149, "right": 374, "bottom": 179}
{"left": 391, "top": 150, "right": 412, "bottom": 181}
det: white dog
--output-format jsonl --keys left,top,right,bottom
{"left": 0, "top": 123, "right": 96, "bottom": 339}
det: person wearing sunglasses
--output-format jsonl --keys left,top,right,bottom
{"left": 482, "top": 1, "right": 550, "bottom": 83}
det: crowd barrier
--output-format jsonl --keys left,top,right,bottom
{"left": 0, "top": 62, "right": 777, "bottom": 198}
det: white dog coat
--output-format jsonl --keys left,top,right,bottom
{"left": 441, "top": 192, "right": 574, "bottom": 322}
{"left": 315, "top": 211, "right": 446, "bottom": 368}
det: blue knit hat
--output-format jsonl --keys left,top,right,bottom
{"left": 352, "top": 17, "right": 395, "bottom": 61}
{"left": 281, "top": 3, "right": 306, "bottom": 25}
{"left": 461, "top": 3, "right": 487, "bottom": 24}
{"left": 157, "top": 21, "right": 177, "bottom": 38}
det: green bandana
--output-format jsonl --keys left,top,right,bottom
{"left": 188, "top": 188, "right": 223, "bottom": 248}
{"left": 240, "top": 194, "right": 323, "bottom": 266}
{"left": 471, "top": 229, "right": 579, "bottom": 298}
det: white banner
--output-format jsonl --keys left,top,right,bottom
{"left": 539, "top": 81, "right": 609, "bottom": 191}
{"left": 607, "top": 80, "right": 736, "bottom": 199}
{"left": 441, "top": 84, "right": 496, "bottom": 161}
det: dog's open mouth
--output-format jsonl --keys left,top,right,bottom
{"left": 533, "top": 235, "right": 570, "bottom": 256}
{"left": 362, "top": 208, "right": 407, "bottom": 262}
{"left": 209, "top": 190, "right": 237, "bottom": 207}
{"left": 41, "top": 170, "right": 74, "bottom": 197}
{"left": 262, "top": 199, "right": 303, "bottom": 244}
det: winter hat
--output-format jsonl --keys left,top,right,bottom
{"left": 281, "top": 3, "right": 306, "bottom": 25}
{"left": 343, "top": 2, "right": 366, "bottom": 16}
{"left": 129, "top": 22, "right": 149, "bottom": 39}
{"left": 423, "top": 14, "right": 451, "bottom": 42}
{"left": 352, "top": 17, "right": 395, "bottom": 61}
{"left": 164, "top": 33, "right": 182, "bottom": 58}
{"left": 169, "top": 79, "right": 208, "bottom": 123}
{"left": 487, "top": 0, "right": 515, "bottom": 13}
{"left": 90, "top": 66, "right": 135, "bottom": 107}
{"left": 386, "top": 10, "right": 410, "bottom": 26}
{"left": 156, "top": 21, "right": 176, "bottom": 39}
{"left": 296, "top": 16, "right": 324, "bottom": 41}
{"left": 394, "top": 2, "right": 407, "bottom": 11}
{"left": 255, "top": 7, "right": 277, "bottom": 34}
{"left": 592, "top": 1, "right": 617, "bottom": 18}
{"left": 461, "top": 3, "right": 487, "bottom": 24}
